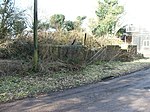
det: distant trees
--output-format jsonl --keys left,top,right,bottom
{"left": 92, "top": 0, "right": 124, "bottom": 37}
{"left": 63, "top": 20, "right": 75, "bottom": 31}
{"left": 38, "top": 20, "right": 49, "bottom": 31}
{"left": 12, "top": 9, "right": 27, "bottom": 35}
{"left": 49, "top": 14, "right": 65, "bottom": 31}
{"left": 74, "top": 16, "right": 86, "bottom": 31}
{"left": 0, "top": 0, "right": 27, "bottom": 39}
{"left": 48, "top": 14, "right": 86, "bottom": 32}
{"left": 0, "top": 0, "right": 124, "bottom": 39}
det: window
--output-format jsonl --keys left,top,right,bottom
{"left": 147, "top": 41, "right": 149, "bottom": 46}
{"left": 143, "top": 40, "right": 150, "bottom": 47}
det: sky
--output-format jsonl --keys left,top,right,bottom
{"left": 122, "top": 0, "right": 150, "bottom": 27}
{"left": 15, "top": 0, "right": 150, "bottom": 29}
{"left": 15, "top": 0, "right": 98, "bottom": 21}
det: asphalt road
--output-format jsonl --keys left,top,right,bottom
{"left": 1, "top": 68, "right": 150, "bottom": 112}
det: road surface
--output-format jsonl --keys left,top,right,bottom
{"left": 1, "top": 68, "right": 150, "bottom": 112}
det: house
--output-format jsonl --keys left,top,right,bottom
{"left": 126, "top": 24, "right": 150, "bottom": 57}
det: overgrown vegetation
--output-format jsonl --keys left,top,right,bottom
{"left": 0, "top": 0, "right": 27, "bottom": 40}
{"left": 0, "top": 30, "right": 124, "bottom": 60}
{"left": 1, "top": 0, "right": 146, "bottom": 104}
{"left": 0, "top": 60, "right": 150, "bottom": 103}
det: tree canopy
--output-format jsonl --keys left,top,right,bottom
{"left": 49, "top": 14, "right": 65, "bottom": 31}
{"left": 63, "top": 20, "right": 75, "bottom": 31}
{"left": 0, "top": 0, "right": 27, "bottom": 39}
{"left": 49, "top": 14, "right": 86, "bottom": 32}
{"left": 92, "top": 0, "right": 124, "bottom": 37}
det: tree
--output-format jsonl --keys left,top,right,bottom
{"left": 38, "top": 20, "right": 49, "bottom": 31}
{"left": 49, "top": 14, "right": 86, "bottom": 32}
{"left": 116, "top": 25, "right": 126, "bottom": 37}
{"left": 0, "top": 0, "right": 14, "bottom": 39}
{"left": 92, "top": 0, "right": 124, "bottom": 37}
{"left": 49, "top": 14, "right": 65, "bottom": 31}
{"left": 63, "top": 20, "right": 75, "bottom": 31}
{"left": 0, "top": 0, "right": 27, "bottom": 39}
{"left": 74, "top": 16, "right": 86, "bottom": 31}
{"left": 12, "top": 9, "right": 27, "bottom": 35}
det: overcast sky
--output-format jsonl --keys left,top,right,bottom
{"left": 15, "top": 0, "right": 150, "bottom": 28}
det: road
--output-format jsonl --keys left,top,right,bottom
{"left": 1, "top": 68, "right": 150, "bottom": 112}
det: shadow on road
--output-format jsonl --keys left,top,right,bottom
{"left": 1, "top": 68, "right": 150, "bottom": 112}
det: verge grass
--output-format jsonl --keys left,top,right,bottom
{"left": 0, "top": 59, "right": 150, "bottom": 103}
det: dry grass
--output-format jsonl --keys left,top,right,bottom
{"left": 36, "top": 30, "right": 123, "bottom": 48}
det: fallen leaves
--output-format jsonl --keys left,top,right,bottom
{"left": 0, "top": 59, "right": 150, "bottom": 103}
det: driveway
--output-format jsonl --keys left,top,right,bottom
{"left": 1, "top": 68, "right": 150, "bottom": 112}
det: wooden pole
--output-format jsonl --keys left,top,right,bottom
{"left": 83, "top": 33, "right": 87, "bottom": 46}
{"left": 33, "top": 0, "right": 38, "bottom": 71}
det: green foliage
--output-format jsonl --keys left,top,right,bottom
{"left": 12, "top": 10, "right": 27, "bottom": 35}
{"left": 50, "top": 14, "right": 65, "bottom": 31}
{"left": 38, "top": 20, "right": 49, "bottom": 30}
{"left": 0, "top": 0, "right": 27, "bottom": 39}
{"left": 63, "top": 16, "right": 86, "bottom": 31}
{"left": 49, "top": 14, "right": 86, "bottom": 32}
{"left": 74, "top": 16, "right": 86, "bottom": 31}
{"left": 63, "top": 20, "right": 75, "bottom": 31}
{"left": 116, "top": 26, "right": 126, "bottom": 37}
{"left": 92, "top": 0, "right": 124, "bottom": 37}
{"left": 76, "top": 16, "right": 86, "bottom": 22}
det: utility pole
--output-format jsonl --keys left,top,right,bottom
{"left": 33, "top": 0, "right": 38, "bottom": 71}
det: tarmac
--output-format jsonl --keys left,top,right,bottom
{"left": 1, "top": 68, "right": 150, "bottom": 112}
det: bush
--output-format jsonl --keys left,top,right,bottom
{"left": 0, "top": 31, "right": 123, "bottom": 61}
{"left": 0, "top": 37, "right": 33, "bottom": 60}
{"left": 10, "top": 39, "right": 34, "bottom": 59}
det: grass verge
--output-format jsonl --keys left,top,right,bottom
{"left": 0, "top": 59, "right": 150, "bottom": 103}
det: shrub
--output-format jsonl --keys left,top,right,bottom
{"left": 0, "top": 30, "right": 123, "bottom": 61}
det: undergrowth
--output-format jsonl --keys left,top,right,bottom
{"left": 0, "top": 59, "right": 150, "bottom": 103}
